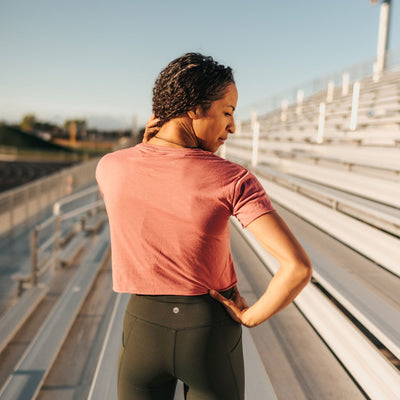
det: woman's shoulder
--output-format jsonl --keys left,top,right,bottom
{"left": 96, "top": 148, "right": 139, "bottom": 180}
{"left": 189, "top": 153, "right": 252, "bottom": 188}
{"left": 98, "top": 146, "right": 138, "bottom": 164}
{"left": 203, "top": 153, "right": 249, "bottom": 175}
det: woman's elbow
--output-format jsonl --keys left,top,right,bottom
{"left": 285, "top": 257, "right": 312, "bottom": 287}
{"left": 297, "top": 259, "right": 313, "bottom": 285}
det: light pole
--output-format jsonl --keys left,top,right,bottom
{"left": 371, "top": 0, "right": 392, "bottom": 75}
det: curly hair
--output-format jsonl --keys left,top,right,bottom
{"left": 152, "top": 53, "right": 235, "bottom": 126}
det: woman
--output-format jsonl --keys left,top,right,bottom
{"left": 96, "top": 52, "right": 312, "bottom": 400}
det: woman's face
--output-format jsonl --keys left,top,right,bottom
{"left": 192, "top": 83, "right": 238, "bottom": 153}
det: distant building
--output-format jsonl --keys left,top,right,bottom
{"left": 64, "top": 119, "right": 87, "bottom": 144}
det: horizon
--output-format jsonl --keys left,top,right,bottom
{"left": 1, "top": 0, "right": 399, "bottom": 130}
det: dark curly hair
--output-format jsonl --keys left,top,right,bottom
{"left": 152, "top": 53, "right": 235, "bottom": 126}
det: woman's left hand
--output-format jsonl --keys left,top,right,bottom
{"left": 209, "top": 286, "right": 250, "bottom": 326}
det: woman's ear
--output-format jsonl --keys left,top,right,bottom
{"left": 187, "top": 106, "right": 203, "bottom": 120}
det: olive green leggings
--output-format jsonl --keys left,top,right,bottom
{"left": 118, "top": 289, "right": 244, "bottom": 400}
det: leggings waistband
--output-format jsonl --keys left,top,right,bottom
{"left": 126, "top": 288, "right": 234, "bottom": 330}
{"left": 135, "top": 287, "right": 234, "bottom": 303}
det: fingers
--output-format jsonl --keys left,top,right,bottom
{"left": 209, "top": 288, "right": 241, "bottom": 308}
{"left": 209, "top": 289, "right": 242, "bottom": 322}
{"left": 142, "top": 114, "right": 161, "bottom": 143}
{"left": 209, "top": 289, "right": 230, "bottom": 306}
{"left": 146, "top": 113, "right": 160, "bottom": 128}
{"left": 142, "top": 128, "right": 158, "bottom": 143}
{"left": 231, "top": 286, "right": 249, "bottom": 309}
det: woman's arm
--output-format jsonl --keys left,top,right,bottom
{"left": 210, "top": 211, "right": 312, "bottom": 327}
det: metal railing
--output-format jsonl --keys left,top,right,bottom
{"left": 0, "top": 145, "right": 89, "bottom": 162}
{"left": 17, "top": 185, "right": 105, "bottom": 294}
{"left": 0, "top": 158, "right": 101, "bottom": 238}
{"left": 238, "top": 46, "right": 400, "bottom": 119}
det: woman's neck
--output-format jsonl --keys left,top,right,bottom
{"left": 148, "top": 118, "right": 198, "bottom": 149}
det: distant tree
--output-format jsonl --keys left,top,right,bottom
{"left": 20, "top": 114, "right": 36, "bottom": 132}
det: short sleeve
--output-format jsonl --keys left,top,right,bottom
{"left": 232, "top": 170, "right": 275, "bottom": 228}
{"left": 95, "top": 156, "right": 106, "bottom": 198}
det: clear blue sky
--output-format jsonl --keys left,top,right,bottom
{"left": 0, "top": 0, "right": 399, "bottom": 130}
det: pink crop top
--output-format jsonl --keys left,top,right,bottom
{"left": 96, "top": 143, "right": 275, "bottom": 295}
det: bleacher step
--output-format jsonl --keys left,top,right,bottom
{"left": 0, "top": 285, "right": 48, "bottom": 354}
{"left": 58, "top": 231, "right": 87, "bottom": 268}
{"left": 0, "top": 226, "right": 110, "bottom": 400}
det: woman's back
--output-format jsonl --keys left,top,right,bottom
{"left": 96, "top": 142, "right": 273, "bottom": 295}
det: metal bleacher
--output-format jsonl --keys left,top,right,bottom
{"left": 0, "top": 164, "right": 111, "bottom": 399}
{"left": 223, "top": 61, "right": 400, "bottom": 398}
{"left": 1, "top": 56, "right": 400, "bottom": 399}
{"left": 254, "top": 68, "right": 400, "bottom": 146}
{"left": 0, "top": 226, "right": 110, "bottom": 400}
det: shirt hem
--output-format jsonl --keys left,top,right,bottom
{"left": 112, "top": 281, "right": 237, "bottom": 296}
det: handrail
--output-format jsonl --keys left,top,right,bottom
{"left": 38, "top": 235, "right": 56, "bottom": 254}
{"left": 237, "top": 46, "right": 400, "bottom": 119}
{"left": 36, "top": 215, "right": 57, "bottom": 231}
{"left": 60, "top": 199, "right": 104, "bottom": 222}
{"left": 53, "top": 185, "right": 100, "bottom": 215}
{"left": 16, "top": 185, "right": 105, "bottom": 294}
{"left": 0, "top": 158, "right": 101, "bottom": 238}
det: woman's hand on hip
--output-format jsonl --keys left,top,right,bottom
{"left": 209, "top": 286, "right": 253, "bottom": 327}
